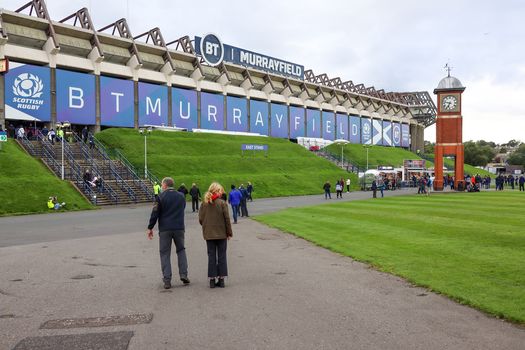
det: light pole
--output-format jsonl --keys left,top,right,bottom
{"left": 363, "top": 144, "right": 372, "bottom": 171}
{"left": 334, "top": 139, "right": 349, "bottom": 169}
{"left": 139, "top": 127, "right": 152, "bottom": 179}
{"left": 61, "top": 130, "right": 64, "bottom": 180}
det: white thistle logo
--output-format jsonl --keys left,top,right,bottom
{"left": 12, "top": 73, "right": 44, "bottom": 98}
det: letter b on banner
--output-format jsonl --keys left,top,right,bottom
{"left": 56, "top": 69, "right": 95, "bottom": 124}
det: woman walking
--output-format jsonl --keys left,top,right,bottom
{"left": 199, "top": 182, "right": 233, "bottom": 288}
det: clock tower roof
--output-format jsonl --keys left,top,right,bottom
{"left": 434, "top": 76, "right": 465, "bottom": 93}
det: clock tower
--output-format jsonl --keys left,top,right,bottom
{"left": 433, "top": 73, "right": 466, "bottom": 191}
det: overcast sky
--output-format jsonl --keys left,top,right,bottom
{"left": 8, "top": 0, "right": 525, "bottom": 143}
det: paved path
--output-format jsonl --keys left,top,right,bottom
{"left": 1, "top": 189, "right": 524, "bottom": 349}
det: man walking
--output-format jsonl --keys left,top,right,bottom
{"left": 153, "top": 181, "right": 161, "bottom": 201}
{"left": 239, "top": 184, "right": 249, "bottom": 217}
{"left": 346, "top": 178, "right": 351, "bottom": 193}
{"left": 228, "top": 185, "right": 242, "bottom": 224}
{"left": 519, "top": 175, "right": 525, "bottom": 192}
{"left": 147, "top": 177, "right": 190, "bottom": 289}
{"left": 189, "top": 183, "right": 201, "bottom": 212}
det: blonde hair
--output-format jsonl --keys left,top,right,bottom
{"left": 204, "top": 182, "right": 224, "bottom": 204}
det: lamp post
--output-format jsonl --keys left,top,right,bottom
{"left": 61, "top": 130, "right": 64, "bottom": 180}
{"left": 139, "top": 127, "right": 152, "bottom": 179}
{"left": 363, "top": 144, "right": 372, "bottom": 171}
{"left": 334, "top": 139, "right": 349, "bottom": 169}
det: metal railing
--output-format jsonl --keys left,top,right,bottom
{"left": 19, "top": 135, "right": 37, "bottom": 156}
{"left": 86, "top": 133, "right": 138, "bottom": 203}
{"left": 37, "top": 134, "right": 98, "bottom": 205}
{"left": 90, "top": 134, "right": 153, "bottom": 201}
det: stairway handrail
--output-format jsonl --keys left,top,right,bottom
{"left": 19, "top": 135, "right": 37, "bottom": 156}
{"left": 38, "top": 134, "right": 98, "bottom": 204}
{"left": 86, "top": 133, "right": 138, "bottom": 202}
{"left": 90, "top": 133, "right": 152, "bottom": 200}
{"left": 112, "top": 148, "right": 156, "bottom": 200}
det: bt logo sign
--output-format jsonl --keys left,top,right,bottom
{"left": 200, "top": 33, "right": 224, "bottom": 67}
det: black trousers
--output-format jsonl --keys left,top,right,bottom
{"left": 240, "top": 198, "right": 249, "bottom": 217}
{"left": 206, "top": 239, "right": 228, "bottom": 278}
{"left": 192, "top": 197, "right": 199, "bottom": 212}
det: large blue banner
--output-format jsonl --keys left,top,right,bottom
{"left": 56, "top": 69, "right": 95, "bottom": 124}
{"left": 392, "top": 122, "right": 401, "bottom": 147}
{"left": 100, "top": 76, "right": 134, "bottom": 127}
{"left": 336, "top": 113, "right": 349, "bottom": 140}
{"left": 322, "top": 111, "right": 335, "bottom": 140}
{"left": 138, "top": 82, "right": 168, "bottom": 126}
{"left": 200, "top": 92, "right": 224, "bottom": 131}
{"left": 306, "top": 109, "right": 321, "bottom": 138}
{"left": 401, "top": 124, "right": 410, "bottom": 148}
{"left": 270, "top": 103, "right": 287, "bottom": 138}
{"left": 349, "top": 115, "right": 361, "bottom": 144}
{"left": 372, "top": 119, "right": 382, "bottom": 145}
{"left": 361, "top": 118, "right": 372, "bottom": 145}
{"left": 251, "top": 100, "right": 269, "bottom": 136}
{"left": 382, "top": 121, "right": 392, "bottom": 146}
{"left": 5, "top": 62, "right": 51, "bottom": 122}
{"left": 172, "top": 87, "right": 197, "bottom": 130}
{"left": 289, "top": 106, "right": 305, "bottom": 139}
{"left": 226, "top": 96, "right": 248, "bottom": 132}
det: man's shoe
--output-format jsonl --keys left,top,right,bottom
{"left": 163, "top": 281, "right": 171, "bottom": 289}
{"left": 209, "top": 279, "right": 216, "bottom": 288}
{"left": 217, "top": 278, "right": 225, "bottom": 288}
{"left": 180, "top": 276, "right": 190, "bottom": 285}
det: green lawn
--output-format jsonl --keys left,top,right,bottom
{"left": 96, "top": 129, "right": 358, "bottom": 198}
{"left": 0, "top": 140, "right": 92, "bottom": 216}
{"left": 255, "top": 191, "right": 525, "bottom": 323}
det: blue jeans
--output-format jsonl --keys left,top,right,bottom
{"left": 231, "top": 204, "right": 240, "bottom": 223}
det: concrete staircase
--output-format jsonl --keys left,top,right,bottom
{"left": 18, "top": 135, "right": 154, "bottom": 206}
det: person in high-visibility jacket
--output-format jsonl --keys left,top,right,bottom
{"left": 153, "top": 182, "right": 161, "bottom": 201}
{"left": 47, "top": 197, "right": 55, "bottom": 209}
{"left": 57, "top": 128, "right": 64, "bottom": 142}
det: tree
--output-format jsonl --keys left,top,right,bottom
{"left": 508, "top": 144, "right": 525, "bottom": 167}
{"left": 464, "top": 141, "right": 496, "bottom": 166}
{"left": 424, "top": 141, "right": 434, "bottom": 154}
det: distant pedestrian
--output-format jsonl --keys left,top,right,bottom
{"left": 48, "top": 129, "right": 56, "bottom": 144}
{"left": 335, "top": 181, "right": 343, "bottom": 199}
{"left": 16, "top": 126, "right": 25, "bottom": 139}
{"left": 371, "top": 180, "right": 377, "bottom": 198}
{"left": 153, "top": 182, "right": 161, "bottom": 201}
{"left": 199, "top": 182, "right": 233, "bottom": 288}
{"left": 519, "top": 175, "right": 525, "bottom": 192}
{"left": 147, "top": 177, "right": 190, "bottom": 289}
{"left": 323, "top": 181, "right": 331, "bottom": 199}
{"left": 246, "top": 182, "right": 254, "bottom": 202}
{"left": 89, "top": 134, "right": 95, "bottom": 149}
{"left": 346, "top": 178, "right": 351, "bottom": 193}
{"left": 189, "top": 183, "right": 201, "bottom": 212}
{"left": 178, "top": 183, "right": 189, "bottom": 199}
{"left": 82, "top": 126, "right": 88, "bottom": 143}
{"left": 239, "top": 184, "right": 249, "bottom": 217}
{"left": 228, "top": 185, "right": 242, "bottom": 224}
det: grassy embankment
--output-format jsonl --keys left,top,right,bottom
{"left": 0, "top": 140, "right": 92, "bottom": 216}
{"left": 255, "top": 191, "right": 525, "bottom": 323}
{"left": 325, "top": 143, "right": 491, "bottom": 176}
{"left": 96, "top": 129, "right": 358, "bottom": 198}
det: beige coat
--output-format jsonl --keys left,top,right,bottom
{"left": 199, "top": 198, "right": 233, "bottom": 240}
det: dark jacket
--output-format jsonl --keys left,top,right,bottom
{"left": 148, "top": 188, "right": 186, "bottom": 231}
{"left": 239, "top": 187, "right": 248, "bottom": 199}
{"left": 178, "top": 185, "right": 189, "bottom": 197}
{"left": 189, "top": 186, "right": 201, "bottom": 199}
{"left": 199, "top": 198, "right": 233, "bottom": 240}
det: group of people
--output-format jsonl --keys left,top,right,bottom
{"left": 323, "top": 178, "right": 352, "bottom": 199}
{"left": 227, "top": 183, "right": 253, "bottom": 223}
{"left": 495, "top": 174, "right": 525, "bottom": 191}
{"left": 147, "top": 178, "right": 233, "bottom": 289}
{"left": 83, "top": 170, "right": 103, "bottom": 192}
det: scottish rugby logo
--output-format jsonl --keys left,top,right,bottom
{"left": 13, "top": 73, "right": 44, "bottom": 98}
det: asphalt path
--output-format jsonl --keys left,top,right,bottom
{"left": 1, "top": 189, "right": 524, "bottom": 349}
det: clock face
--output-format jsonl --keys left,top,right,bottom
{"left": 442, "top": 95, "right": 458, "bottom": 111}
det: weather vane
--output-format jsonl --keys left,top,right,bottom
{"left": 444, "top": 61, "right": 453, "bottom": 77}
